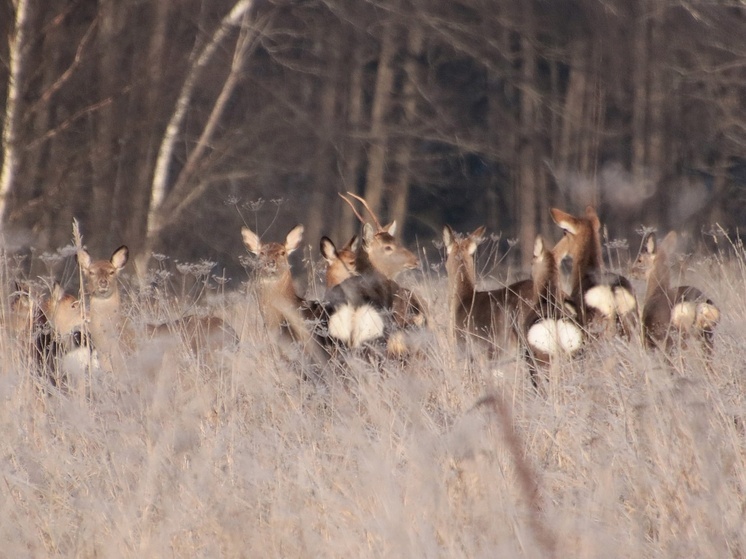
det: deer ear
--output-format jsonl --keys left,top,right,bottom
{"left": 285, "top": 225, "right": 304, "bottom": 253}
{"left": 385, "top": 221, "right": 397, "bottom": 236}
{"left": 362, "top": 223, "right": 376, "bottom": 248}
{"left": 533, "top": 235, "right": 545, "bottom": 259}
{"left": 320, "top": 236, "right": 336, "bottom": 263}
{"left": 77, "top": 249, "right": 92, "bottom": 269}
{"left": 52, "top": 282, "right": 64, "bottom": 302}
{"left": 645, "top": 233, "right": 657, "bottom": 254}
{"left": 111, "top": 246, "right": 129, "bottom": 270}
{"left": 585, "top": 206, "right": 601, "bottom": 232}
{"left": 346, "top": 235, "right": 360, "bottom": 253}
{"left": 471, "top": 226, "right": 486, "bottom": 244}
{"left": 550, "top": 208, "right": 578, "bottom": 235}
{"left": 442, "top": 226, "right": 454, "bottom": 253}
{"left": 660, "top": 231, "right": 678, "bottom": 255}
{"left": 241, "top": 227, "right": 261, "bottom": 254}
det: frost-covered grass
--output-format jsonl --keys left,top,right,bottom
{"left": 1, "top": 248, "right": 745, "bottom": 558}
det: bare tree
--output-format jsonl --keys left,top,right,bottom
{"left": 141, "top": 0, "right": 258, "bottom": 272}
{"left": 0, "top": 0, "right": 32, "bottom": 227}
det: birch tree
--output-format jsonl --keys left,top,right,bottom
{"left": 140, "top": 0, "right": 257, "bottom": 271}
{"left": 0, "top": 0, "right": 31, "bottom": 228}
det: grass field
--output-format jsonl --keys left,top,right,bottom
{"left": 1, "top": 245, "right": 744, "bottom": 558}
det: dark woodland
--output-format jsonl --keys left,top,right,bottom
{"left": 1, "top": 0, "right": 745, "bottom": 281}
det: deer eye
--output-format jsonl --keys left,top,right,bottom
{"left": 384, "top": 245, "right": 394, "bottom": 253}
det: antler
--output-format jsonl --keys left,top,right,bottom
{"left": 339, "top": 191, "right": 383, "bottom": 232}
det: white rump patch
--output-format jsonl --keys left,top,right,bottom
{"left": 672, "top": 302, "right": 696, "bottom": 331}
{"left": 527, "top": 319, "right": 584, "bottom": 357}
{"left": 584, "top": 285, "right": 616, "bottom": 317}
{"left": 328, "top": 304, "right": 385, "bottom": 348}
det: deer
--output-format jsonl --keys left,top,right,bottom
{"left": 442, "top": 225, "right": 534, "bottom": 358}
{"left": 550, "top": 206, "right": 637, "bottom": 338}
{"left": 78, "top": 245, "right": 236, "bottom": 371}
{"left": 38, "top": 282, "right": 94, "bottom": 389}
{"left": 6, "top": 281, "right": 89, "bottom": 388}
{"left": 320, "top": 235, "right": 358, "bottom": 289}
{"left": 634, "top": 231, "right": 720, "bottom": 358}
{"left": 523, "top": 235, "right": 584, "bottom": 386}
{"left": 242, "top": 224, "right": 328, "bottom": 364}
{"left": 326, "top": 192, "right": 426, "bottom": 354}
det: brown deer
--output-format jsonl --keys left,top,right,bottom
{"left": 242, "top": 224, "right": 328, "bottom": 363}
{"left": 524, "top": 235, "right": 584, "bottom": 386}
{"left": 42, "top": 282, "right": 87, "bottom": 340}
{"left": 442, "top": 225, "right": 534, "bottom": 357}
{"left": 6, "top": 281, "right": 89, "bottom": 388}
{"left": 78, "top": 246, "right": 236, "bottom": 371}
{"left": 328, "top": 193, "right": 426, "bottom": 353}
{"left": 634, "top": 231, "right": 720, "bottom": 356}
{"left": 550, "top": 206, "right": 637, "bottom": 337}
{"left": 320, "top": 235, "right": 358, "bottom": 289}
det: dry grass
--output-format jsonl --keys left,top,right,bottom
{"left": 1, "top": 249, "right": 745, "bottom": 559}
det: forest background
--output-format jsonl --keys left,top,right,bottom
{"left": 1, "top": 0, "right": 745, "bottom": 280}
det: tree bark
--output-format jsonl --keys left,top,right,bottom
{"left": 306, "top": 25, "right": 341, "bottom": 252}
{"left": 142, "top": 0, "right": 255, "bottom": 273}
{"left": 517, "top": 4, "right": 538, "bottom": 269}
{"left": 389, "top": 24, "right": 424, "bottom": 234}
{"left": 146, "top": 1, "right": 254, "bottom": 234}
{"left": 363, "top": 23, "right": 397, "bottom": 221}
{"left": 0, "top": 0, "right": 32, "bottom": 227}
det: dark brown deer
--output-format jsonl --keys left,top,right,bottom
{"left": 550, "top": 206, "right": 637, "bottom": 337}
{"left": 324, "top": 193, "right": 426, "bottom": 354}
{"left": 442, "top": 225, "right": 534, "bottom": 357}
{"left": 523, "top": 235, "right": 584, "bottom": 386}
{"left": 634, "top": 231, "right": 720, "bottom": 356}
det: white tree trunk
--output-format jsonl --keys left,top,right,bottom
{"left": 0, "top": 0, "right": 31, "bottom": 228}
{"left": 147, "top": 0, "right": 254, "bottom": 240}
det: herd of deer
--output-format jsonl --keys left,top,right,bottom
{"left": 6, "top": 193, "right": 721, "bottom": 390}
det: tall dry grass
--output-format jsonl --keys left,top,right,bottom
{"left": 0, "top": 242, "right": 744, "bottom": 558}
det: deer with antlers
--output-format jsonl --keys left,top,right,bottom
{"left": 550, "top": 206, "right": 637, "bottom": 338}
{"left": 442, "top": 225, "right": 534, "bottom": 358}
{"left": 323, "top": 192, "right": 426, "bottom": 354}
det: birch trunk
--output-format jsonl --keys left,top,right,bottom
{"left": 0, "top": 0, "right": 32, "bottom": 227}
{"left": 145, "top": 0, "right": 254, "bottom": 247}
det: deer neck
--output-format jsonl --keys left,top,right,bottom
{"left": 534, "top": 253, "right": 561, "bottom": 309}
{"left": 569, "top": 230, "right": 603, "bottom": 294}
{"left": 447, "top": 256, "right": 477, "bottom": 311}
{"left": 645, "top": 253, "right": 671, "bottom": 303}
{"left": 88, "top": 290, "right": 128, "bottom": 355}
{"left": 258, "top": 272, "right": 302, "bottom": 329}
